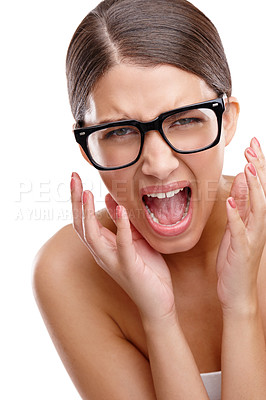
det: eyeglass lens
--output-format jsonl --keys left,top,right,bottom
{"left": 87, "top": 108, "right": 218, "bottom": 168}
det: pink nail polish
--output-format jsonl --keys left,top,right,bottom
{"left": 228, "top": 197, "right": 236, "bottom": 209}
{"left": 70, "top": 177, "right": 75, "bottom": 192}
{"left": 247, "top": 163, "right": 256, "bottom": 177}
{"left": 116, "top": 205, "right": 123, "bottom": 220}
{"left": 253, "top": 137, "right": 261, "bottom": 148}
{"left": 246, "top": 147, "right": 257, "bottom": 158}
{"left": 83, "top": 191, "right": 89, "bottom": 204}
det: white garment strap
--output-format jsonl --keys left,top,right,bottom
{"left": 200, "top": 371, "right": 221, "bottom": 400}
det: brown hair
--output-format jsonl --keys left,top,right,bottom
{"left": 66, "top": 0, "right": 231, "bottom": 126}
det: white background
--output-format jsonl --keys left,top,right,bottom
{"left": 1, "top": 0, "right": 265, "bottom": 398}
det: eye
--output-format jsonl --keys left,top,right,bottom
{"left": 171, "top": 117, "right": 201, "bottom": 127}
{"left": 106, "top": 128, "right": 130, "bottom": 137}
{"left": 103, "top": 126, "right": 138, "bottom": 139}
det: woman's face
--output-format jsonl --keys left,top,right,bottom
{"left": 84, "top": 64, "right": 232, "bottom": 254}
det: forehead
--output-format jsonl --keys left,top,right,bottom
{"left": 85, "top": 64, "right": 216, "bottom": 125}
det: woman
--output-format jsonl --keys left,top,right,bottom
{"left": 33, "top": 0, "right": 266, "bottom": 399}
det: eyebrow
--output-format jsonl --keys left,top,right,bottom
{"left": 94, "top": 97, "right": 217, "bottom": 125}
{"left": 97, "top": 106, "right": 195, "bottom": 125}
{"left": 97, "top": 115, "right": 133, "bottom": 124}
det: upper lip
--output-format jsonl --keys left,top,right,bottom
{"left": 140, "top": 181, "right": 191, "bottom": 197}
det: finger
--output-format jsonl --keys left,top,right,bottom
{"left": 105, "top": 194, "right": 143, "bottom": 241}
{"left": 116, "top": 205, "right": 137, "bottom": 266}
{"left": 71, "top": 172, "right": 84, "bottom": 239}
{"left": 82, "top": 190, "right": 110, "bottom": 262}
{"left": 246, "top": 137, "right": 266, "bottom": 195}
{"left": 230, "top": 172, "right": 249, "bottom": 222}
{"left": 82, "top": 190, "right": 101, "bottom": 247}
{"left": 116, "top": 205, "right": 133, "bottom": 247}
{"left": 244, "top": 163, "right": 265, "bottom": 218}
{"left": 83, "top": 190, "right": 117, "bottom": 259}
{"left": 226, "top": 197, "right": 247, "bottom": 253}
{"left": 105, "top": 193, "right": 118, "bottom": 222}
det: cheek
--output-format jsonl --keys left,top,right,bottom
{"left": 188, "top": 143, "right": 225, "bottom": 208}
{"left": 191, "top": 141, "right": 225, "bottom": 181}
{"left": 99, "top": 171, "right": 135, "bottom": 204}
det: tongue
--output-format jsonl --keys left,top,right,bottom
{"left": 144, "top": 189, "right": 188, "bottom": 225}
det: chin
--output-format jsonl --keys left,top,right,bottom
{"left": 142, "top": 226, "right": 203, "bottom": 255}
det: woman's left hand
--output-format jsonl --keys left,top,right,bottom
{"left": 216, "top": 137, "right": 266, "bottom": 314}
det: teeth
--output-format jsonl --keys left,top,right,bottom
{"left": 166, "top": 190, "right": 175, "bottom": 198}
{"left": 155, "top": 192, "right": 165, "bottom": 199}
{"left": 145, "top": 190, "right": 191, "bottom": 226}
{"left": 145, "top": 205, "right": 160, "bottom": 223}
{"left": 146, "top": 187, "right": 184, "bottom": 199}
{"left": 149, "top": 209, "right": 159, "bottom": 223}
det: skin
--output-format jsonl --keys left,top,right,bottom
{"left": 33, "top": 64, "right": 266, "bottom": 400}
{"left": 84, "top": 65, "right": 232, "bottom": 255}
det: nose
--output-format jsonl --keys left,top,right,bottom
{"left": 141, "top": 130, "right": 180, "bottom": 179}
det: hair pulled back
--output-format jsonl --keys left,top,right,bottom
{"left": 66, "top": 0, "right": 231, "bottom": 126}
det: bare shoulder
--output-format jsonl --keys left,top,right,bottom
{"left": 223, "top": 175, "right": 234, "bottom": 183}
{"left": 32, "top": 210, "right": 155, "bottom": 399}
{"left": 33, "top": 208, "right": 119, "bottom": 315}
{"left": 33, "top": 207, "right": 115, "bottom": 265}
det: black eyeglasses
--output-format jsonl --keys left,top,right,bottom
{"left": 74, "top": 96, "right": 226, "bottom": 171}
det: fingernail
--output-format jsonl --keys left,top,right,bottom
{"left": 83, "top": 191, "right": 89, "bottom": 204}
{"left": 252, "top": 137, "right": 261, "bottom": 148}
{"left": 228, "top": 197, "right": 236, "bottom": 209}
{"left": 70, "top": 177, "right": 75, "bottom": 192}
{"left": 247, "top": 163, "right": 257, "bottom": 177}
{"left": 246, "top": 147, "right": 257, "bottom": 158}
{"left": 116, "top": 205, "right": 127, "bottom": 220}
{"left": 116, "top": 205, "right": 123, "bottom": 220}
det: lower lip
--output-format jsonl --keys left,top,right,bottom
{"left": 142, "top": 194, "right": 193, "bottom": 237}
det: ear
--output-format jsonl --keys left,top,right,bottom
{"left": 222, "top": 96, "right": 240, "bottom": 146}
{"left": 79, "top": 145, "right": 93, "bottom": 165}
{"left": 72, "top": 123, "right": 93, "bottom": 165}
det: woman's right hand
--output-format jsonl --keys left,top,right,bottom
{"left": 70, "top": 172, "right": 176, "bottom": 325}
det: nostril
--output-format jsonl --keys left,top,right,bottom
{"left": 141, "top": 158, "right": 180, "bottom": 179}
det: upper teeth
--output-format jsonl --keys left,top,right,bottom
{"left": 145, "top": 188, "right": 184, "bottom": 199}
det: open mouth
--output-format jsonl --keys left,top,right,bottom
{"left": 142, "top": 186, "right": 192, "bottom": 226}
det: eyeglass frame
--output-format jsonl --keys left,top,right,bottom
{"left": 73, "top": 95, "right": 226, "bottom": 171}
